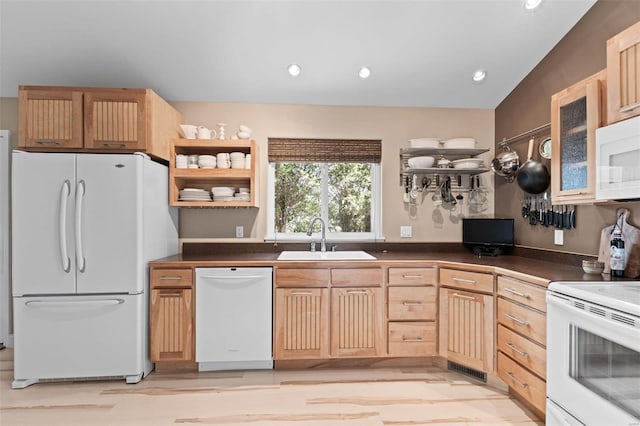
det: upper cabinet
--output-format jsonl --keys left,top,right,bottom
{"left": 18, "top": 86, "right": 184, "bottom": 161}
{"left": 607, "top": 21, "right": 640, "bottom": 124}
{"left": 550, "top": 70, "right": 606, "bottom": 205}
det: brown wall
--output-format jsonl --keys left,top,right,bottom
{"left": 495, "top": 0, "right": 640, "bottom": 256}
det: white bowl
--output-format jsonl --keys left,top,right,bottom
{"left": 239, "top": 125, "right": 252, "bottom": 134}
{"left": 451, "top": 158, "right": 484, "bottom": 169}
{"left": 443, "top": 138, "right": 476, "bottom": 149}
{"left": 237, "top": 131, "right": 251, "bottom": 139}
{"left": 408, "top": 138, "right": 441, "bottom": 148}
{"left": 407, "top": 156, "right": 435, "bottom": 169}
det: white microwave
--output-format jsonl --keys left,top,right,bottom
{"left": 595, "top": 115, "right": 640, "bottom": 201}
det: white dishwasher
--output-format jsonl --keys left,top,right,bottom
{"left": 195, "top": 267, "right": 273, "bottom": 372}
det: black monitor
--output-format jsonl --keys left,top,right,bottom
{"left": 462, "top": 218, "right": 514, "bottom": 256}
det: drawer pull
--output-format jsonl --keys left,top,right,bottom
{"left": 347, "top": 290, "right": 368, "bottom": 294}
{"left": 505, "top": 313, "right": 529, "bottom": 326}
{"left": 402, "top": 301, "right": 423, "bottom": 306}
{"left": 291, "top": 291, "right": 313, "bottom": 296}
{"left": 504, "top": 287, "right": 530, "bottom": 298}
{"left": 402, "top": 336, "right": 423, "bottom": 342}
{"left": 159, "top": 293, "right": 181, "bottom": 298}
{"left": 452, "top": 293, "right": 476, "bottom": 301}
{"left": 35, "top": 139, "right": 60, "bottom": 145}
{"left": 402, "top": 274, "right": 425, "bottom": 279}
{"left": 506, "top": 343, "right": 529, "bottom": 357}
{"left": 159, "top": 276, "right": 183, "bottom": 280}
{"left": 506, "top": 372, "right": 528, "bottom": 388}
{"left": 620, "top": 102, "right": 640, "bottom": 113}
{"left": 453, "top": 277, "right": 476, "bottom": 284}
{"left": 102, "top": 142, "right": 127, "bottom": 147}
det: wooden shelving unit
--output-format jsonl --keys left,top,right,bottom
{"left": 169, "top": 139, "right": 259, "bottom": 207}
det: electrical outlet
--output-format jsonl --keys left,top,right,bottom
{"left": 235, "top": 226, "right": 244, "bottom": 238}
{"left": 400, "top": 226, "right": 412, "bottom": 238}
{"left": 554, "top": 229, "right": 564, "bottom": 245}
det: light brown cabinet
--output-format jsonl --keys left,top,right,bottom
{"left": 387, "top": 267, "right": 437, "bottom": 357}
{"left": 550, "top": 70, "right": 606, "bottom": 204}
{"left": 273, "top": 266, "right": 384, "bottom": 360}
{"left": 169, "top": 139, "right": 259, "bottom": 207}
{"left": 18, "top": 86, "right": 183, "bottom": 161}
{"left": 149, "top": 268, "right": 194, "bottom": 362}
{"left": 274, "top": 287, "right": 330, "bottom": 360}
{"left": 495, "top": 275, "right": 547, "bottom": 418}
{"left": 607, "top": 20, "right": 640, "bottom": 124}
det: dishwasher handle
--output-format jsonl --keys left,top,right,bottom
{"left": 199, "top": 275, "right": 267, "bottom": 281}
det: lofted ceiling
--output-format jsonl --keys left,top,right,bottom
{"left": 0, "top": 0, "right": 596, "bottom": 109}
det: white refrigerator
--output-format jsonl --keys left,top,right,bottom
{"left": 11, "top": 151, "right": 178, "bottom": 389}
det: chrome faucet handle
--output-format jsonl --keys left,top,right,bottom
{"left": 310, "top": 240, "right": 316, "bottom": 252}
{"left": 331, "top": 244, "right": 337, "bottom": 252}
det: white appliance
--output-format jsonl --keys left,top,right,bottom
{"left": 11, "top": 151, "right": 178, "bottom": 388}
{"left": 546, "top": 281, "right": 640, "bottom": 425}
{"left": 595, "top": 115, "right": 640, "bottom": 201}
{"left": 195, "top": 267, "right": 273, "bottom": 371}
{"left": 0, "top": 130, "right": 10, "bottom": 348}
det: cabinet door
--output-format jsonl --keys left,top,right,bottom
{"left": 18, "top": 88, "right": 83, "bottom": 149}
{"left": 439, "top": 288, "right": 493, "bottom": 372}
{"left": 274, "top": 288, "right": 330, "bottom": 360}
{"left": 84, "top": 90, "right": 147, "bottom": 151}
{"left": 330, "top": 287, "right": 385, "bottom": 357}
{"left": 551, "top": 71, "right": 604, "bottom": 204}
{"left": 607, "top": 20, "right": 640, "bottom": 124}
{"left": 150, "top": 288, "right": 193, "bottom": 362}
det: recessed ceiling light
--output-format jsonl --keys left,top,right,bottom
{"left": 287, "top": 63, "right": 301, "bottom": 77}
{"left": 472, "top": 69, "right": 486, "bottom": 82}
{"left": 359, "top": 67, "right": 371, "bottom": 79}
{"left": 524, "top": 0, "right": 542, "bottom": 10}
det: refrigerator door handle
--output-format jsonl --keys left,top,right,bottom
{"left": 59, "top": 180, "right": 71, "bottom": 273}
{"left": 25, "top": 299, "right": 125, "bottom": 308}
{"left": 75, "top": 180, "right": 86, "bottom": 273}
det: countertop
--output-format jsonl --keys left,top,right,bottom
{"left": 149, "top": 250, "right": 614, "bottom": 287}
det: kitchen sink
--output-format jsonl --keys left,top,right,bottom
{"left": 277, "top": 250, "right": 376, "bottom": 261}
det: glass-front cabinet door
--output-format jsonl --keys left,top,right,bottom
{"left": 551, "top": 70, "right": 606, "bottom": 204}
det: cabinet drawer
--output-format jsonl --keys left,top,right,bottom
{"left": 497, "top": 324, "right": 546, "bottom": 379}
{"left": 388, "top": 322, "right": 436, "bottom": 356}
{"left": 388, "top": 267, "right": 436, "bottom": 286}
{"left": 151, "top": 268, "right": 193, "bottom": 288}
{"left": 388, "top": 287, "right": 436, "bottom": 321}
{"left": 331, "top": 268, "right": 382, "bottom": 287}
{"left": 497, "top": 352, "right": 546, "bottom": 415}
{"left": 497, "top": 276, "right": 546, "bottom": 313}
{"left": 439, "top": 268, "right": 493, "bottom": 293}
{"left": 275, "top": 268, "right": 330, "bottom": 287}
{"left": 497, "top": 298, "right": 546, "bottom": 346}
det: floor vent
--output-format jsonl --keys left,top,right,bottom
{"left": 447, "top": 361, "right": 487, "bottom": 383}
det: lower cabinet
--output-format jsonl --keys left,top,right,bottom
{"left": 273, "top": 287, "right": 330, "bottom": 360}
{"left": 273, "top": 267, "right": 385, "bottom": 360}
{"left": 440, "top": 288, "right": 494, "bottom": 372}
{"left": 150, "top": 288, "right": 194, "bottom": 362}
{"left": 149, "top": 268, "right": 194, "bottom": 362}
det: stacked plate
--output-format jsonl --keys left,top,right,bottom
{"left": 179, "top": 188, "right": 211, "bottom": 201}
{"left": 230, "top": 152, "right": 245, "bottom": 169}
{"left": 235, "top": 187, "right": 250, "bottom": 202}
{"left": 212, "top": 186, "right": 235, "bottom": 202}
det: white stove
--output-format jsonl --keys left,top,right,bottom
{"left": 548, "top": 281, "right": 640, "bottom": 317}
{"left": 547, "top": 280, "right": 640, "bottom": 425}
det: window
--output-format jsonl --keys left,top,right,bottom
{"left": 266, "top": 138, "right": 382, "bottom": 241}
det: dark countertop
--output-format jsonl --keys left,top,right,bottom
{"left": 149, "top": 249, "right": 614, "bottom": 287}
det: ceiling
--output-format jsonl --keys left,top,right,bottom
{"left": 0, "top": 0, "right": 596, "bottom": 109}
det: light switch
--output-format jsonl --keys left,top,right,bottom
{"left": 554, "top": 230, "right": 564, "bottom": 245}
{"left": 235, "top": 226, "right": 244, "bottom": 238}
{"left": 400, "top": 226, "right": 412, "bottom": 238}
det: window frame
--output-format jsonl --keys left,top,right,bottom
{"left": 265, "top": 161, "right": 384, "bottom": 242}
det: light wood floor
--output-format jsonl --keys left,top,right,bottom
{"left": 0, "top": 349, "right": 542, "bottom": 426}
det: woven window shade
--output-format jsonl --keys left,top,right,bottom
{"left": 268, "top": 138, "right": 381, "bottom": 163}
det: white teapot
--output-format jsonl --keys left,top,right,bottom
{"left": 196, "top": 126, "right": 217, "bottom": 140}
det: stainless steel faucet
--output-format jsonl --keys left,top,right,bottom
{"left": 306, "top": 217, "right": 327, "bottom": 252}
